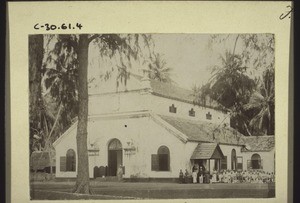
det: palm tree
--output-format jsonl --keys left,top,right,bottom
{"left": 195, "top": 51, "right": 256, "bottom": 135}
{"left": 40, "top": 34, "right": 156, "bottom": 194}
{"left": 204, "top": 34, "right": 275, "bottom": 135}
{"left": 41, "top": 35, "right": 79, "bottom": 142}
{"left": 191, "top": 83, "right": 211, "bottom": 107}
{"left": 208, "top": 51, "right": 255, "bottom": 109}
{"left": 148, "top": 53, "right": 174, "bottom": 83}
{"left": 244, "top": 68, "right": 275, "bottom": 135}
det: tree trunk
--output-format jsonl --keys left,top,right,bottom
{"left": 29, "top": 35, "right": 43, "bottom": 154}
{"left": 73, "top": 34, "right": 91, "bottom": 194}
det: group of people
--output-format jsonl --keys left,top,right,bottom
{"left": 179, "top": 167, "right": 275, "bottom": 184}
{"left": 212, "top": 169, "right": 275, "bottom": 183}
{"left": 179, "top": 166, "right": 210, "bottom": 184}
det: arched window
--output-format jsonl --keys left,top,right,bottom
{"left": 108, "top": 139, "right": 122, "bottom": 150}
{"left": 151, "top": 146, "right": 171, "bottom": 171}
{"left": 251, "top": 153, "right": 262, "bottom": 169}
{"left": 231, "top": 149, "right": 237, "bottom": 170}
{"left": 66, "top": 149, "right": 76, "bottom": 171}
{"left": 157, "top": 146, "right": 170, "bottom": 171}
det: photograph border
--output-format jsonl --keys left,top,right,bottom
{"left": 7, "top": 1, "right": 292, "bottom": 203}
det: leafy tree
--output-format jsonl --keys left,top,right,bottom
{"left": 191, "top": 83, "right": 213, "bottom": 107}
{"left": 74, "top": 34, "right": 156, "bottom": 194}
{"left": 40, "top": 34, "right": 155, "bottom": 194}
{"left": 244, "top": 68, "right": 275, "bottom": 135}
{"left": 194, "top": 34, "right": 274, "bottom": 136}
{"left": 209, "top": 34, "right": 274, "bottom": 75}
{"left": 42, "top": 35, "right": 79, "bottom": 140}
{"left": 32, "top": 33, "right": 173, "bottom": 193}
{"left": 29, "top": 35, "right": 44, "bottom": 154}
{"left": 208, "top": 50, "right": 256, "bottom": 109}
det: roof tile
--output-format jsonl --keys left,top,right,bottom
{"left": 159, "top": 115, "right": 245, "bottom": 145}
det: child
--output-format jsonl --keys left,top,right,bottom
{"left": 210, "top": 169, "right": 215, "bottom": 183}
{"left": 218, "top": 171, "right": 223, "bottom": 183}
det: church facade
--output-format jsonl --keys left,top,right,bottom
{"left": 53, "top": 74, "right": 275, "bottom": 179}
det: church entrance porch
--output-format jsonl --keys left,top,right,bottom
{"left": 190, "top": 143, "right": 224, "bottom": 173}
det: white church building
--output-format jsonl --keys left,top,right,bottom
{"left": 53, "top": 73, "right": 275, "bottom": 179}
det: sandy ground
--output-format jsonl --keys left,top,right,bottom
{"left": 30, "top": 181, "right": 275, "bottom": 200}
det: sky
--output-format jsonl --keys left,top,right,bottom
{"left": 44, "top": 34, "right": 272, "bottom": 92}
{"left": 88, "top": 34, "right": 244, "bottom": 90}
{"left": 152, "top": 34, "right": 218, "bottom": 89}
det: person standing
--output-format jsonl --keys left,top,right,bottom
{"left": 117, "top": 165, "right": 123, "bottom": 181}
{"left": 192, "top": 170, "right": 197, "bottom": 183}
{"left": 184, "top": 169, "right": 189, "bottom": 183}
{"left": 179, "top": 169, "right": 184, "bottom": 184}
{"left": 198, "top": 166, "right": 204, "bottom": 183}
{"left": 211, "top": 169, "right": 217, "bottom": 183}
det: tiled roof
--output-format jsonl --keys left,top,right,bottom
{"left": 150, "top": 80, "right": 222, "bottom": 111}
{"left": 240, "top": 136, "right": 275, "bottom": 152}
{"left": 191, "top": 143, "right": 224, "bottom": 159}
{"left": 159, "top": 115, "right": 245, "bottom": 145}
{"left": 150, "top": 80, "right": 195, "bottom": 103}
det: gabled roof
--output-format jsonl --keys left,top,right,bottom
{"left": 191, "top": 143, "right": 224, "bottom": 159}
{"left": 150, "top": 80, "right": 195, "bottom": 104}
{"left": 240, "top": 136, "right": 275, "bottom": 152}
{"left": 150, "top": 80, "right": 222, "bottom": 111}
{"left": 158, "top": 115, "right": 245, "bottom": 145}
{"left": 52, "top": 120, "right": 78, "bottom": 147}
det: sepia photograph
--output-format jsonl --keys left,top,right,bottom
{"left": 29, "top": 33, "right": 276, "bottom": 200}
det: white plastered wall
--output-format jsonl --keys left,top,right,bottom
{"left": 53, "top": 125, "right": 78, "bottom": 178}
{"left": 241, "top": 149, "right": 275, "bottom": 173}
{"left": 54, "top": 114, "right": 199, "bottom": 179}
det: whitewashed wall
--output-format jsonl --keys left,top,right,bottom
{"left": 146, "top": 94, "right": 230, "bottom": 125}
{"left": 219, "top": 144, "right": 243, "bottom": 170}
{"left": 54, "top": 114, "right": 199, "bottom": 178}
{"left": 88, "top": 91, "right": 149, "bottom": 115}
{"left": 89, "top": 91, "right": 230, "bottom": 125}
{"left": 54, "top": 115, "right": 274, "bottom": 178}
{"left": 54, "top": 125, "right": 78, "bottom": 178}
{"left": 88, "top": 115, "right": 201, "bottom": 178}
{"left": 241, "top": 149, "right": 275, "bottom": 173}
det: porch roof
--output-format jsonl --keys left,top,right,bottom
{"left": 191, "top": 143, "right": 225, "bottom": 160}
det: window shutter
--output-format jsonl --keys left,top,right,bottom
{"left": 60, "top": 156, "right": 66, "bottom": 172}
{"left": 151, "top": 154, "right": 159, "bottom": 171}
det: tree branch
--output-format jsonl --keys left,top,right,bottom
{"left": 88, "top": 34, "right": 101, "bottom": 43}
{"left": 233, "top": 34, "right": 240, "bottom": 56}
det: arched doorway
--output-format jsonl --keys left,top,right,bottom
{"left": 251, "top": 153, "right": 262, "bottom": 169}
{"left": 108, "top": 139, "right": 123, "bottom": 176}
{"left": 231, "top": 149, "right": 237, "bottom": 170}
